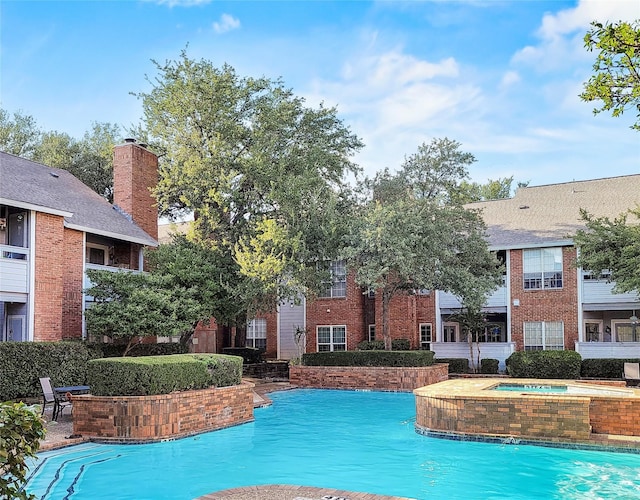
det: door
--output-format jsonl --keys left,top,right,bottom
{"left": 7, "top": 315, "right": 25, "bottom": 341}
{"left": 8, "top": 212, "right": 27, "bottom": 248}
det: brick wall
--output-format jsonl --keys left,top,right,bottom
{"left": 509, "top": 247, "right": 579, "bottom": 350}
{"left": 374, "top": 292, "right": 436, "bottom": 348}
{"left": 113, "top": 141, "right": 158, "bottom": 241}
{"left": 72, "top": 383, "right": 254, "bottom": 442}
{"left": 290, "top": 364, "right": 449, "bottom": 391}
{"left": 305, "top": 272, "right": 366, "bottom": 351}
{"left": 34, "top": 213, "right": 65, "bottom": 341}
{"left": 589, "top": 398, "right": 640, "bottom": 436}
{"left": 416, "top": 393, "right": 592, "bottom": 441}
{"left": 61, "top": 228, "right": 83, "bottom": 339}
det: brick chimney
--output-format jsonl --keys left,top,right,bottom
{"left": 113, "top": 139, "right": 158, "bottom": 240}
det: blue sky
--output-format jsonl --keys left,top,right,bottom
{"left": 1, "top": 0, "right": 638, "bottom": 188}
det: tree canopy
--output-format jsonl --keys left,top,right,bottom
{"left": 0, "top": 108, "right": 122, "bottom": 200}
{"left": 345, "top": 138, "right": 503, "bottom": 349}
{"left": 574, "top": 207, "right": 640, "bottom": 297}
{"left": 134, "top": 52, "right": 363, "bottom": 339}
{"left": 580, "top": 20, "right": 640, "bottom": 131}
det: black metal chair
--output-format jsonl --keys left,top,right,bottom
{"left": 39, "top": 377, "right": 72, "bottom": 421}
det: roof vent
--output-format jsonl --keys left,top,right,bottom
{"left": 139, "top": 143, "right": 148, "bottom": 149}
{"left": 124, "top": 138, "right": 136, "bottom": 143}
{"left": 49, "top": 172, "right": 59, "bottom": 178}
{"left": 518, "top": 205, "right": 529, "bottom": 210}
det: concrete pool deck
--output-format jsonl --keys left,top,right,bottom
{"left": 414, "top": 378, "right": 640, "bottom": 448}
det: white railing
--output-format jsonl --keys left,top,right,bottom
{"left": 438, "top": 285, "right": 508, "bottom": 310}
{"left": 576, "top": 342, "right": 640, "bottom": 359}
{"left": 432, "top": 342, "right": 515, "bottom": 371}
{"left": 582, "top": 278, "right": 639, "bottom": 305}
{"left": 84, "top": 264, "right": 141, "bottom": 301}
{"left": 0, "top": 244, "right": 29, "bottom": 294}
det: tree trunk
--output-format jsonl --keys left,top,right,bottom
{"left": 234, "top": 313, "right": 248, "bottom": 348}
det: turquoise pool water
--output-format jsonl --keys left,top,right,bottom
{"left": 27, "top": 389, "right": 640, "bottom": 499}
{"left": 492, "top": 383, "right": 568, "bottom": 393}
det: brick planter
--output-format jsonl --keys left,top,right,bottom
{"left": 289, "top": 364, "right": 448, "bottom": 391}
{"left": 71, "top": 382, "right": 254, "bottom": 443}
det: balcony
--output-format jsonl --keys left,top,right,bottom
{"left": 84, "top": 263, "right": 141, "bottom": 303}
{"left": 438, "top": 285, "right": 508, "bottom": 311}
{"left": 0, "top": 245, "right": 29, "bottom": 296}
{"left": 582, "top": 273, "right": 638, "bottom": 309}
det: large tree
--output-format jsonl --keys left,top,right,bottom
{"left": 574, "top": 208, "right": 640, "bottom": 297}
{"left": 345, "top": 138, "right": 503, "bottom": 350}
{"left": 0, "top": 108, "right": 41, "bottom": 157}
{"left": 134, "top": 52, "right": 363, "bottom": 343}
{"left": 580, "top": 20, "right": 640, "bottom": 131}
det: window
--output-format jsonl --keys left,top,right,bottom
{"left": 317, "top": 326, "right": 346, "bottom": 352}
{"left": 443, "top": 322, "right": 459, "bottom": 342}
{"left": 420, "top": 324, "right": 432, "bottom": 349}
{"left": 246, "top": 318, "right": 267, "bottom": 350}
{"left": 524, "top": 321, "right": 564, "bottom": 351}
{"left": 320, "top": 260, "right": 347, "bottom": 298}
{"left": 523, "top": 248, "right": 563, "bottom": 290}
{"left": 479, "top": 323, "right": 506, "bottom": 343}
{"left": 86, "top": 243, "right": 110, "bottom": 265}
{"left": 368, "top": 325, "right": 376, "bottom": 341}
{"left": 584, "top": 321, "right": 604, "bottom": 342}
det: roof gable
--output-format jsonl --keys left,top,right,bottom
{"left": 0, "top": 151, "right": 157, "bottom": 246}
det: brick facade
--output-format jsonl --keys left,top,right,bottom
{"left": 71, "top": 382, "right": 254, "bottom": 442}
{"left": 509, "top": 247, "right": 579, "bottom": 351}
{"left": 113, "top": 141, "right": 159, "bottom": 241}
{"left": 290, "top": 364, "right": 449, "bottom": 391}
{"left": 62, "top": 228, "right": 84, "bottom": 339}
{"left": 33, "top": 213, "right": 65, "bottom": 341}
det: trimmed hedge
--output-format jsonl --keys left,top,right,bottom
{"left": 480, "top": 358, "right": 500, "bottom": 374}
{"left": 581, "top": 358, "right": 640, "bottom": 379}
{"left": 87, "top": 342, "right": 187, "bottom": 358}
{"left": 222, "top": 347, "right": 263, "bottom": 364}
{"left": 506, "top": 350, "right": 582, "bottom": 379}
{"left": 435, "top": 358, "right": 469, "bottom": 374}
{"left": 87, "top": 354, "right": 243, "bottom": 396}
{"left": 0, "top": 342, "right": 92, "bottom": 401}
{"left": 302, "top": 350, "right": 434, "bottom": 367}
{"left": 357, "top": 339, "right": 411, "bottom": 350}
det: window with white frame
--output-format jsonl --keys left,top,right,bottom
{"left": 317, "top": 325, "right": 346, "bottom": 352}
{"left": 420, "top": 323, "right": 432, "bottom": 349}
{"left": 443, "top": 322, "right": 459, "bottom": 342}
{"left": 246, "top": 318, "right": 267, "bottom": 350}
{"left": 524, "top": 321, "right": 564, "bottom": 351}
{"left": 320, "top": 260, "right": 347, "bottom": 298}
{"left": 523, "top": 248, "right": 563, "bottom": 290}
{"left": 368, "top": 324, "right": 376, "bottom": 341}
{"left": 86, "top": 243, "right": 110, "bottom": 265}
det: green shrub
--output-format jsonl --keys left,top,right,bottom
{"left": 0, "top": 402, "right": 46, "bottom": 500}
{"left": 0, "top": 342, "right": 91, "bottom": 401}
{"left": 435, "top": 358, "right": 469, "bottom": 374}
{"left": 506, "top": 350, "right": 582, "bottom": 379}
{"left": 357, "top": 339, "right": 411, "bottom": 350}
{"left": 357, "top": 340, "right": 385, "bottom": 350}
{"left": 581, "top": 358, "right": 640, "bottom": 379}
{"left": 86, "top": 342, "right": 187, "bottom": 358}
{"left": 302, "top": 350, "right": 434, "bottom": 367}
{"left": 222, "top": 347, "right": 263, "bottom": 364}
{"left": 480, "top": 358, "right": 499, "bottom": 374}
{"left": 87, "top": 353, "right": 242, "bottom": 396}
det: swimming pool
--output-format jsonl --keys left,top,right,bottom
{"left": 27, "top": 389, "right": 640, "bottom": 499}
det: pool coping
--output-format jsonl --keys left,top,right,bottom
{"left": 196, "top": 484, "right": 415, "bottom": 500}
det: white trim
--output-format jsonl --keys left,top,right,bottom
{"left": 276, "top": 302, "right": 281, "bottom": 359}
{"left": 442, "top": 322, "right": 460, "bottom": 343}
{"left": 316, "top": 324, "right": 347, "bottom": 352}
{"left": 0, "top": 197, "right": 72, "bottom": 217}
{"left": 27, "top": 210, "right": 35, "bottom": 341}
{"left": 419, "top": 323, "right": 432, "bottom": 348}
{"left": 65, "top": 223, "right": 157, "bottom": 247}
{"left": 577, "top": 253, "right": 584, "bottom": 341}
{"left": 82, "top": 234, "right": 87, "bottom": 340}
{"left": 86, "top": 242, "right": 110, "bottom": 266}
{"left": 488, "top": 240, "right": 574, "bottom": 251}
{"left": 506, "top": 249, "right": 512, "bottom": 343}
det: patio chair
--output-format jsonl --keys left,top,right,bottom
{"left": 623, "top": 363, "right": 640, "bottom": 386}
{"left": 39, "top": 377, "right": 72, "bottom": 421}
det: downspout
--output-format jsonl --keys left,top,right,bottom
{"left": 81, "top": 233, "right": 87, "bottom": 340}
{"left": 576, "top": 247, "right": 584, "bottom": 348}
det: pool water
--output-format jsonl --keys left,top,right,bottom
{"left": 492, "top": 383, "right": 568, "bottom": 393}
{"left": 27, "top": 389, "right": 640, "bottom": 499}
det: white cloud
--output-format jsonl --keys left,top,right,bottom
{"left": 512, "top": 0, "right": 639, "bottom": 70}
{"left": 500, "top": 71, "right": 520, "bottom": 89}
{"left": 213, "top": 14, "right": 240, "bottom": 34}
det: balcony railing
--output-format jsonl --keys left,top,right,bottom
{"left": 438, "top": 285, "right": 508, "bottom": 310}
{"left": 582, "top": 274, "right": 638, "bottom": 305}
{"left": 0, "top": 244, "right": 29, "bottom": 294}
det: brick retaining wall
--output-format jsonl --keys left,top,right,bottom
{"left": 71, "top": 382, "right": 254, "bottom": 442}
{"left": 589, "top": 398, "right": 640, "bottom": 436}
{"left": 289, "top": 364, "right": 448, "bottom": 391}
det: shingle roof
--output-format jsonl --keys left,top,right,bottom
{"left": 0, "top": 151, "right": 157, "bottom": 246}
{"left": 468, "top": 174, "right": 640, "bottom": 249}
